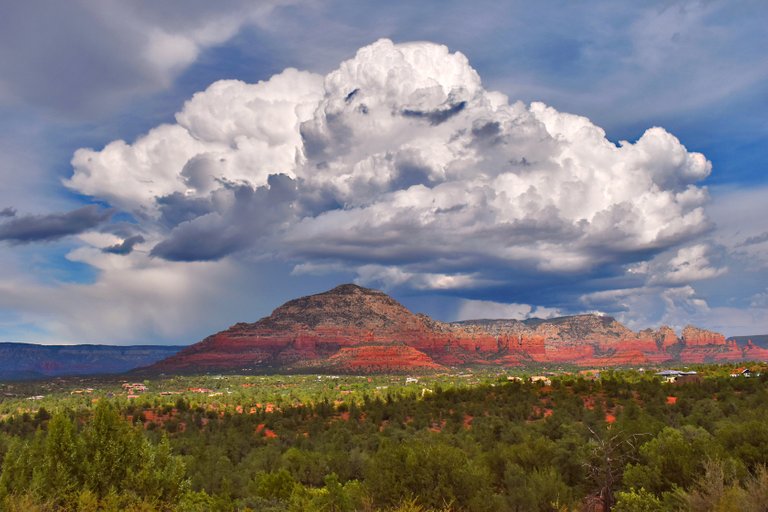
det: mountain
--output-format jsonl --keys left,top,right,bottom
{"left": 148, "top": 284, "right": 768, "bottom": 374}
{"left": 0, "top": 343, "right": 183, "bottom": 381}
{"left": 728, "top": 335, "right": 768, "bottom": 350}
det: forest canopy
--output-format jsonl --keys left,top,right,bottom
{"left": 0, "top": 367, "right": 767, "bottom": 511}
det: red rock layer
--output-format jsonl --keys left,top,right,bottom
{"left": 148, "top": 284, "right": 765, "bottom": 374}
{"left": 326, "top": 345, "right": 444, "bottom": 372}
{"left": 682, "top": 325, "right": 727, "bottom": 346}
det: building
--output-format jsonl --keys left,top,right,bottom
{"left": 730, "top": 367, "right": 752, "bottom": 378}
{"left": 122, "top": 382, "right": 147, "bottom": 393}
{"left": 656, "top": 370, "right": 699, "bottom": 384}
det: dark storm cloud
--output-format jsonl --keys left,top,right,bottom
{"left": 150, "top": 174, "right": 298, "bottom": 262}
{"left": 150, "top": 213, "right": 250, "bottom": 262}
{"left": 0, "top": 207, "right": 16, "bottom": 217}
{"left": 102, "top": 235, "right": 146, "bottom": 255}
{"left": 156, "top": 192, "right": 214, "bottom": 228}
{"left": 0, "top": 206, "right": 112, "bottom": 243}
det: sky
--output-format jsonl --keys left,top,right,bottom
{"left": 1, "top": 0, "right": 767, "bottom": 345}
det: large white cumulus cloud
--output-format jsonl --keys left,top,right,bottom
{"left": 68, "top": 68, "right": 324, "bottom": 214}
{"left": 67, "top": 39, "right": 713, "bottom": 294}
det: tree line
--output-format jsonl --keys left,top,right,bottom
{"left": 0, "top": 370, "right": 767, "bottom": 510}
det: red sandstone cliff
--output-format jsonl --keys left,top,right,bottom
{"left": 154, "top": 284, "right": 459, "bottom": 372}
{"left": 148, "top": 284, "right": 760, "bottom": 374}
{"left": 681, "top": 325, "right": 727, "bottom": 346}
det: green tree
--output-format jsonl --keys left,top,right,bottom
{"left": 0, "top": 431, "right": 44, "bottom": 500}
{"left": 34, "top": 412, "right": 82, "bottom": 505}
{"left": 82, "top": 400, "right": 141, "bottom": 496}
{"left": 716, "top": 420, "right": 768, "bottom": 469}
{"left": 613, "top": 488, "right": 662, "bottom": 512}
{"left": 252, "top": 469, "right": 295, "bottom": 502}
{"left": 502, "top": 463, "right": 535, "bottom": 511}
{"left": 125, "top": 433, "right": 187, "bottom": 504}
{"left": 623, "top": 426, "right": 725, "bottom": 496}
{"left": 315, "top": 473, "right": 351, "bottom": 512}
{"left": 366, "top": 438, "right": 492, "bottom": 510}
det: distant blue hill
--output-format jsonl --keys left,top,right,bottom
{"left": 0, "top": 342, "right": 185, "bottom": 381}
{"left": 727, "top": 335, "right": 768, "bottom": 349}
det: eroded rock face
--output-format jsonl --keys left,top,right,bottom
{"left": 154, "top": 284, "right": 459, "bottom": 372}
{"left": 148, "top": 284, "right": 760, "bottom": 374}
{"left": 639, "top": 326, "right": 679, "bottom": 350}
{"left": 681, "top": 325, "right": 727, "bottom": 346}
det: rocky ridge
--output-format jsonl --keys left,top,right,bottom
{"left": 0, "top": 343, "right": 183, "bottom": 381}
{"left": 149, "top": 284, "right": 768, "bottom": 374}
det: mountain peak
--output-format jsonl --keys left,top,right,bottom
{"left": 324, "top": 283, "right": 383, "bottom": 296}
{"left": 259, "top": 283, "right": 417, "bottom": 331}
{"left": 147, "top": 283, "right": 749, "bottom": 374}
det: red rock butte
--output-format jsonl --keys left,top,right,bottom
{"left": 148, "top": 284, "right": 768, "bottom": 373}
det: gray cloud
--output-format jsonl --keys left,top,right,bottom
{"left": 0, "top": 207, "right": 16, "bottom": 217}
{"left": 102, "top": 235, "right": 146, "bottom": 255}
{"left": 741, "top": 232, "right": 768, "bottom": 247}
{"left": 0, "top": 0, "right": 291, "bottom": 115}
{"left": 402, "top": 100, "right": 467, "bottom": 125}
{"left": 157, "top": 192, "right": 214, "bottom": 228}
{"left": 0, "top": 206, "right": 112, "bottom": 244}
{"left": 150, "top": 174, "right": 297, "bottom": 261}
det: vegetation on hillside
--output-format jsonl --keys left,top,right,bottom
{"left": 0, "top": 365, "right": 767, "bottom": 511}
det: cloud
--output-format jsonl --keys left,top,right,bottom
{"left": 0, "top": 255, "right": 250, "bottom": 344}
{"left": 578, "top": 282, "right": 768, "bottom": 337}
{"left": 0, "top": 205, "right": 111, "bottom": 244}
{"left": 66, "top": 39, "right": 713, "bottom": 299}
{"left": 0, "top": 207, "right": 15, "bottom": 217}
{"left": 480, "top": 1, "right": 768, "bottom": 130}
{"left": 456, "top": 299, "right": 561, "bottom": 322}
{"left": 579, "top": 285, "right": 711, "bottom": 331}
{"left": 352, "top": 264, "right": 487, "bottom": 292}
{"left": 750, "top": 289, "right": 768, "bottom": 309}
{"left": 707, "top": 185, "right": 768, "bottom": 272}
{"left": 741, "top": 232, "right": 768, "bottom": 247}
{"left": 102, "top": 235, "right": 145, "bottom": 255}
{"left": 149, "top": 174, "right": 299, "bottom": 261}
{"left": 0, "top": 244, "right": 340, "bottom": 344}
{"left": 67, "top": 68, "right": 323, "bottom": 213}
{"left": 37, "top": 38, "right": 741, "bottom": 342}
{"left": 648, "top": 243, "right": 727, "bottom": 285}
{"left": 0, "top": 0, "right": 295, "bottom": 115}
{"left": 1, "top": 4, "right": 766, "bottom": 345}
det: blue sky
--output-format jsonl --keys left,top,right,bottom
{"left": 0, "top": 1, "right": 767, "bottom": 344}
